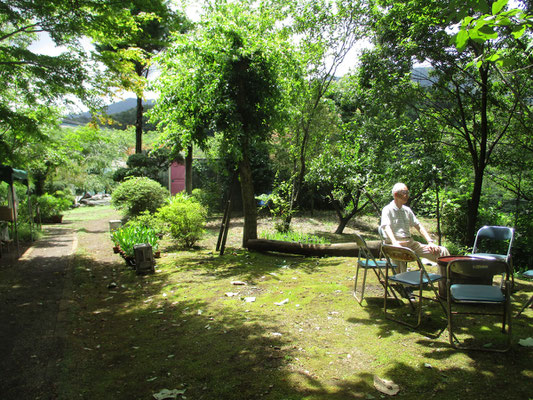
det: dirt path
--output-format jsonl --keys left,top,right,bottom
{"left": 0, "top": 224, "right": 78, "bottom": 399}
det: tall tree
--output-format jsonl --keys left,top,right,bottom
{"left": 363, "top": 0, "right": 532, "bottom": 245}
{"left": 276, "top": 0, "right": 368, "bottom": 231}
{"left": 90, "top": 0, "right": 191, "bottom": 154}
{"left": 0, "top": 0, "right": 100, "bottom": 164}
{"left": 152, "top": 0, "right": 293, "bottom": 245}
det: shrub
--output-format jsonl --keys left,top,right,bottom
{"left": 156, "top": 193, "right": 207, "bottom": 248}
{"left": 36, "top": 193, "right": 72, "bottom": 219}
{"left": 126, "top": 210, "right": 164, "bottom": 236}
{"left": 111, "top": 177, "right": 169, "bottom": 217}
{"left": 257, "top": 179, "right": 295, "bottom": 233}
{"left": 191, "top": 188, "right": 220, "bottom": 216}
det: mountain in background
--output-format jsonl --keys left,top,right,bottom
{"left": 63, "top": 98, "right": 156, "bottom": 129}
{"left": 411, "top": 67, "right": 432, "bottom": 87}
{"left": 105, "top": 98, "right": 155, "bottom": 114}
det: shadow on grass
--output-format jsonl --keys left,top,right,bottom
{"left": 347, "top": 295, "right": 449, "bottom": 340}
{"left": 26, "top": 250, "right": 530, "bottom": 400}
{"left": 351, "top": 357, "right": 532, "bottom": 400}
{"left": 162, "top": 249, "right": 337, "bottom": 283}
{"left": 58, "top": 254, "right": 384, "bottom": 399}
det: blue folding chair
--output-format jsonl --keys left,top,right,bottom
{"left": 382, "top": 244, "right": 446, "bottom": 329}
{"left": 447, "top": 258, "right": 512, "bottom": 352}
{"left": 470, "top": 225, "right": 514, "bottom": 275}
{"left": 353, "top": 233, "right": 398, "bottom": 304}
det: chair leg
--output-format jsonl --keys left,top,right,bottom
{"left": 448, "top": 301, "right": 511, "bottom": 352}
{"left": 516, "top": 295, "right": 533, "bottom": 317}
{"left": 384, "top": 283, "right": 423, "bottom": 329}
{"left": 354, "top": 265, "right": 367, "bottom": 304}
{"left": 374, "top": 268, "right": 400, "bottom": 302}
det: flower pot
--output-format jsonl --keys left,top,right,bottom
{"left": 125, "top": 256, "right": 136, "bottom": 267}
{"left": 42, "top": 215, "right": 63, "bottom": 224}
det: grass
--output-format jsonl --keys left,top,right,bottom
{"left": 260, "top": 230, "right": 330, "bottom": 244}
{"left": 58, "top": 206, "right": 533, "bottom": 400}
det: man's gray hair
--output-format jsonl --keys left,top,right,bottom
{"left": 392, "top": 182, "right": 407, "bottom": 196}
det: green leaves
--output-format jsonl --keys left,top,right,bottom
{"left": 492, "top": 0, "right": 508, "bottom": 15}
{"left": 156, "top": 193, "right": 207, "bottom": 248}
{"left": 111, "top": 224, "right": 159, "bottom": 257}
{"left": 455, "top": 0, "right": 532, "bottom": 61}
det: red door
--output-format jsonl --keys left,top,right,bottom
{"left": 170, "top": 162, "right": 185, "bottom": 195}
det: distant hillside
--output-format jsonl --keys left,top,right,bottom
{"left": 411, "top": 67, "right": 432, "bottom": 87}
{"left": 62, "top": 98, "right": 156, "bottom": 128}
{"left": 105, "top": 98, "right": 155, "bottom": 114}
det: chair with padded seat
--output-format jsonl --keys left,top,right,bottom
{"left": 381, "top": 244, "right": 447, "bottom": 329}
{"left": 469, "top": 226, "right": 514, "bottom": 279}
{"left": 353, "top": 233, "right": 398, "bottom": 304}
{"left": 446, "top": 257, "right": 512, "bottom": 351}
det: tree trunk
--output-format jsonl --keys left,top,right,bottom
{"left": 466, "top": 168, "right": 484, "bottom": 246}
{"left": 435, "top": 181, "right": 442, "bottom": 246}
{"left": 185, "top": 145, "right": 193, "bottom": 195}
{"left": 465, "top": 65, "right": 489, "bottom": 246}
{"left": 246, "top": 239, "right": 381, "bottom": 258}
{"left": 334, "top": 217, "right": 350, "bottom": 234}
{"left": 239, "top": 152, "right": 257, "bottom": 247}
{"left": 135, "top": 96, "right": 143, "bottom": 154}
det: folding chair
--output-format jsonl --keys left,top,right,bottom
{"left": 382, "top": 244, "right": 446, "bottom": 329}
{"left": 353, "top": 233, "right": 398, "bottom": 304}
{"left": 446, "top": 258, "right": 512, "bottom": 352}
{"left": 469, "top": 226, "right": 514, "bottom": 280}
{"left": 516, "top": 269, "right": 533, "bottom": 317}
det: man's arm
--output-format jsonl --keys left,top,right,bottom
{"left": 383, "top": 225, "right": 400, "bottom": 246}
{"left": 416, "top": 224, "right": 434, "bottom": 244}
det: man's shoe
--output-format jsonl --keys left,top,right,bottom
{"left": 404, "top": 287, "right": 416, "bottom": 301}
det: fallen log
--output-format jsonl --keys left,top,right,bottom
{"left": 246, "top": 239, "right": 382, "bottom": 258}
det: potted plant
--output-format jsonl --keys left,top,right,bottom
{"left": 111, "top": 223, "right": 159, "bottom": 267}
{"left": 36, "top": 193, "right": 72, "bottom": 223}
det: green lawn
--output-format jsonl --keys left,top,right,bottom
{"left": 59, "top": 207, "right": 533, "bottom": 400}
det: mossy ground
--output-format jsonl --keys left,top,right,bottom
{"left": 58, "top": 206, "right": 532, "bottom": 400}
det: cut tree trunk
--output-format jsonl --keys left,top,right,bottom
{"left": 246, "top": 239, "right": 381, "bottom": 258}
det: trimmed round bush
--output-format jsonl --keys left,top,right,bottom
{"left": 156, "top": 193, "right": 207, "bottom": 248}
{"left": 111, "top": 177, "right": 169, "bottom": 217}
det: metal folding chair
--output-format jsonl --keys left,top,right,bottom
{"left": 469, "top": 226, "right": 514, "bottom": 283}
{"left": 353, "top": 233, "right": 398, "bottom": 304}
{"left": 446, "top": 258, "right": 512, "bottom": 352}
{"left": 382, "top": 244, "right": 446, "bottom": 329}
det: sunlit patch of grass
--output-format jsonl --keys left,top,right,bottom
{"left": 260, "top": 230, "right": 330, "bottom": 244}
{"left": 64, "top": 205, "right": 120, "bottom": 223}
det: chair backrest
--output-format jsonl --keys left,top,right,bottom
{"left": 472, "top": 226, "right": 514, "bottom": 258}
{"left": 378, "top": 226, "right": 387, "bottom": 243}
{"left": 448, "top": 258, "right": 510, "bottom": 280}
{"left": 353, "top": 233, "right": 375, "bottom": 261}
{"left": 382, "top": 244, "right": 419, "bottom": 264}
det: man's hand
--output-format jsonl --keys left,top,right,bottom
{"left": 426, "top": 242, "right": 440, "bottom": 254}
